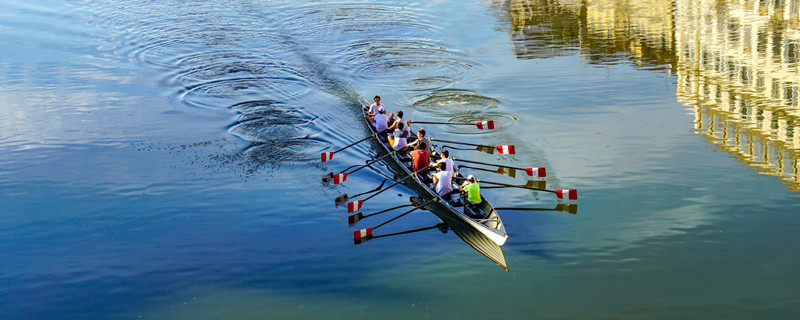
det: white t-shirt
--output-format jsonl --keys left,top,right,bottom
{"left": 434, "top": 170, "right": 454, "bottom": 195}
{"left": 368, "top": 103, "right": 384, "bottom": 115}
{"left": 374, "top": 113, "right": 389, "bottom": 132}
{"left": 395, "top": 117, "right": 411, "bottom": 133}
{"left": 439, "top": 157, "right": 455, "bottom": 174}
{"left": 391, "top": 129, "right": 409, "bottom": 150}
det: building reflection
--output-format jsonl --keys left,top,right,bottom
{"left": 496, "top": 0, "right": 800, "bottom": 191}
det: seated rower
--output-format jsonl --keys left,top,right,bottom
{"left": 410, "top": 141, "right": 431, "bottom": 175}
{"left": 364, "top": 96, "right": 394, "bottom": 127}
{"left": 434, "top": 149, "right": 455, "bottom": 175}
{"left": 406, "top": 129, "right": 431, "bottom": 152}
{"left": 459, "top": 174, "right": 483, "bottom": 217}
{"left": 373, "top": 106, "right": 390, "bottom": 138}
{"left": 432, "top": 162, "right": 454, "bottom": 199}
{"left": 387, "top": 110, "right": 411, "bottom": 134}
{"left": 386, "top": 121, "right": 410, "bottom": 151}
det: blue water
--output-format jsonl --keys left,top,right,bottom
{"left": 2, "top": 0, "right": 800, "bottom": 318}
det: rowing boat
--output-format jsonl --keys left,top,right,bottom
{"left": 360, "top": 100, "right": 509, "bottom": 270}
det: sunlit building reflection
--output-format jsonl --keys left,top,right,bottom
{"left": 496, "top": 0, "right": 800, "bottom": 191}
{"left": 675, "top": 0, "right": 800, "bottom": 191}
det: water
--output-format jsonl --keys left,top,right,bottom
{"left": 1, "top": 0, "right": 799, "bottom": 318}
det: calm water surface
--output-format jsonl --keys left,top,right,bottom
{"left": 2, "top": 0, "right": 799, "bottom": 318}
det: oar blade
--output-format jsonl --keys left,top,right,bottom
{"left": 354, "top": 227, "right": 373, "bottom": 240}
{"left": 321, "top": 152, "right": 334, "bottom": 162}
{"left": 475, "top": 120, "right": 495, "bottom": 130}
{"left": 347, "top": 199, "right": 365, "bottom": 213}
{"left": 495, "top": 145, "right": 516, "bottom": 154}
{"left": 495, "top": 167, "right": 517, "bottom": 178}
{"left": 525, "top": 167, "right": 546, "bottom": 177}
{"left": 555, "top": 189, "right": 578, "bottom": 200}
{"left": 333, "top": 173, "right": 348, "bottom": 184}
{"left": 525, "top": 180, "right": 546, "bottom": 189}
{"left": 335, "top": 194, "right": 349, "bottom": 205}
{"left": 354, "top": 234, "right": 373, "bottom": 245}
{"left": 348, "top": 212, "right": 364, "bottom": 225}
{"left": 475, "top": 145, "right": 495, "bottom": 154}
{"left": 555, "top": 204, "right": 578, "bottom": 214}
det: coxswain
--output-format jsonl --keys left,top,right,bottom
{"left": 459, "top": 174, "right": 482, "bottom": 214}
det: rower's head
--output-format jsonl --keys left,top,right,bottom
{"left": 397, "top": 110, "right": 404, "bottom": 119}
{"left": 467, "top": 174, "right": 476, "bottom": 182}
{"left": 417, "top": 129, "right": 425, "bottom": 137}
{"left": 438, "top": 162, "right": 446, "bottom": 171}
{"left": 416, "top": 142, "right": 427, "bottom": 151}
{"left": 374, "top": 95, "right": 381, "bottom": 103}
{"left": 397, "top": 121, "right": 405, "bottom": 130}
{"left": 378, "top": 106, "right": 386, "bottom": 113}
{"left": 441, "top": 149, "right": 449, "bottom": 158}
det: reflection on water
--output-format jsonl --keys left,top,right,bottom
{"left": 675, "top": 0, "right": 800, "bottom": 191}
{"left": 496, "top": 0, "right": 800, "bottom": 191}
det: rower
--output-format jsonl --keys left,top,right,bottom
{"left": 459, "top": 174, "right": 483, "bottom": 217}
{"left": 373, "top": 106, "right": 390, "bottom": 139}
{"left": 432, "top": 162, "right": 454, "bottom": 200}
{"left": 387, "top": 121, "right": 410, "bottom": 151}
{"left": 388, "top": 110, "right": 411, "bottom": 134}
{"left": 434, "top": 149, "right": 455, "bottom": 175}
{"left": 406, "top": 129, "right": 431, "bottom": 152}
{"left": 409, "top": 141, "right": 431, "bottom": 177}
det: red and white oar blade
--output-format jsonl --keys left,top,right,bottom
{"left": 555, "top": 189, "right": 578, "bottom": 200}
{"left": 495, "top": 145, "right": 516, "bottom": 154}
{"left": 525, "top": 167, "right": 546, "bottom": 177}
{"left": 495, "top": 167, "right": 517, "bottom": 178}
{"left": 348, "top": 212, "right": 364, "bottom": 225}
{"left": 347, "top": 200, "right": 365, "bottom": 213}
{"left": 333, "top": 173, "right": 348, "bottom": 184}
{"left": 354, "top": 227, "right": 373, "bottom": 239}
{"left": 475, "top": 120, "right": 495, "bottom": 130}
{"left": 321, "top": 152, "right": 334, "bottom": 162}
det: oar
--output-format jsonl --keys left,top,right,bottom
{"left": 322, "top": 151, "right": 397, "bottom": 184}
{"left": 355, "top": 223, "right": 448, "bottom": 245}
{"left": 454, "top": 177, "right": 577, "bottom": 200}
{"left": 354, "top": 196, "right": 443, "bottom": 240}
{"left": 481, "top": 179, "right": 546, "bottom": 190}
{"left": 441, "top": 145, "right": 496, "bottom": 154}
{"left": 345, "top": 165, "right": 432, "bottom": 213}
{"left": 335, "top": 179, "right": 390, "bottom": 205}
{"left": 430, "top": 138, "right": 515, "bottom": 154}
{"left": 321, "top": 129, "right": 388, "bottom": 162}
{"left": 452, "top": 157, "right": 545, "bottom": 177}
{"left": 348, "top": 203, "right": 415, "bottom": 225}
{"left": 495, "top": 203, "right": 578, "bottom": 214}
{"left": 409, "top": 120, "right": 495, "bottom": 130}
